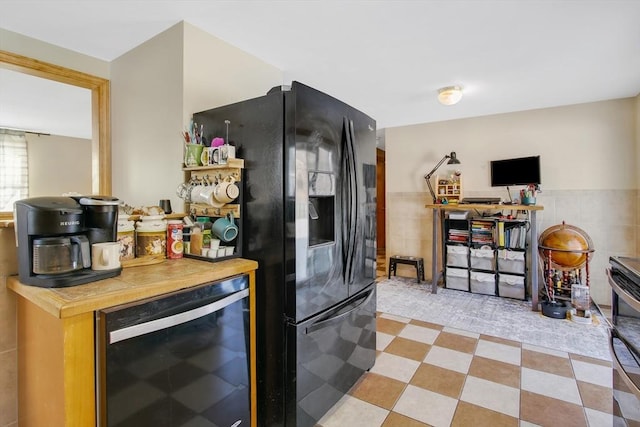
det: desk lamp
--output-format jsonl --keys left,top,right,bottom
{"left": 424, "top": 151, "right": 461, "bottom": 203}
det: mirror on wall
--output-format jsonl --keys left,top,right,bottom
{"left": 0, "top": 50, "right": 111, "bottom": 220}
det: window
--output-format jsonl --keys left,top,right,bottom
{"left": 0, "top": 129, "right": 28, "bottom": 211}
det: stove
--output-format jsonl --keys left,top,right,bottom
{"left": 607, "top": 256, "right": 640, "bottom": 425}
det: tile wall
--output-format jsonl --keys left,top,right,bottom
{"left": 385, "top": 189, "right": 639, "bottom": 306}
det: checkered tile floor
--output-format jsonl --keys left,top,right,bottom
{"left": 318, "top": 311, "right": 621, "bottom": 427}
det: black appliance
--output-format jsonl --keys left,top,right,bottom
{"left": 14, "top": 196, "right": 121, "bottom": 287}
{"left": 194, "top": 81, "right": 377, "bottom": 427}
{"left": 606, "top": 256, "right": 640, "bottom": 425}
{"left": 490, "top": 155, "right": 541, "bottom": 187}
{"left": 96, "top": 275, "right": 251, "bottom": 427}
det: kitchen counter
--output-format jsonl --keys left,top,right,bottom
{"left": 7, "top": 257, "right": 258, "bottom": 427}
{"left": 7, "top": 257, "right": 257, "bottom": 318}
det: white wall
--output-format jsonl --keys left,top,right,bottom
{"left": 27, "top": 134, "right": 92, "bottom": 196}
{"left": 110, "top": 22, "right": 184, "bottom": 209}
{"left": 111, "top": 21, "right": 283, "bottom": 210}
{"left": 183, "top": 23, "right": 283, "bottom": 122}
{"left": 384, "top": 98, "right": 638, "bottom": 305}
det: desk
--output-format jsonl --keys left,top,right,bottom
{"left": 425, "top": 203, "right": 544, "bottom": 311}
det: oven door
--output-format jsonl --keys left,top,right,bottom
{"left": 607, "top": 268, "right": 640, "bottom": 425}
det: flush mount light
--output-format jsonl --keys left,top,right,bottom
{"left": 437, "top": 86, "right": 463, "bottom": 106}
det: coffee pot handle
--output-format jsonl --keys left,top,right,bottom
{"left": 70, "top": 235, "right": 91, "bottom": 269}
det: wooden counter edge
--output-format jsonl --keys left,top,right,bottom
{"left": 7, "top": 257, "right": 259, "bottom": 319}
{"left": 425, "top": 203, "right": 544, "bottom": 211}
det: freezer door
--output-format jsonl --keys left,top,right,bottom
{"left": 284, "top": 285, "right": 376, "bottom": 427}
{"left": 290, "top": 82, "right": 377, "bottom": 321}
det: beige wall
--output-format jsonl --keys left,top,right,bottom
{"left": 0, "top": 28, "right": 109, "bottom": 78}
{"left": 27, "top": 134, "right": 92, "bottom": 196}
{"left": 111, "top": 21, "right": 283, "bottom": 210}
{"left": 385, "top": 98, "right": 638, "bottom": 306}
{"left": 0, "top": 226, "right": 17, "bottom": 427}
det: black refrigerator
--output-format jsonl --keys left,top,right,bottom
{"left": 194, "top": 81, "right": 377, "bottom": 427}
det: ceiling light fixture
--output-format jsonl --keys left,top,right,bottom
{"left": 437, "top": 86, "right": 463, "bottom": 106}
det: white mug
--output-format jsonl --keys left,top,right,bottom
{"left": 191, "top": 185, "right": 216, "bottom": 205}
{"left": 91, "top": 242, "right": 121, "bottom": 270}
{"left": 213, "top": 176, "right": 240, "bottom": 204}
{"left": 212, "top": 145, "right": 235, "bottom": 165}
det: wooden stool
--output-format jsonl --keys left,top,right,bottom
{"left": 388, "top": 255, "right": 425, "bottom": 283}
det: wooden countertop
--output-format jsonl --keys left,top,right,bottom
{"left": 425, "top": 203, "right": 544, "bottom": 211}
{"left": 7, "top": 257, "right": 258, "bottom": 319}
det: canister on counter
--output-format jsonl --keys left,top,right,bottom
{"left": 116, "top": 217, "right": 136, "bottom": 261}
{"left": 136, "top": 216, "right": 167, "bottom": 257}
{"left": 166, "top": 220, "right": 184, "bottom": 259}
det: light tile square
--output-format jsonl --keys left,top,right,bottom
{"left": 398, "top": 323, "right": 441, "bottom": 345}
{"left": 424, "top": 345, "right": 473, "bottom": 374}
{"left": 475, "top": 339, "right": 521, "bottom": 365}
{"left": 318, "top": 395, "right": 388, "bottom": 427}
{"left": 393, "top": 384, "right": 458, "bottom": 427}
{"left": 584, "top": 408, "right": 613, "bottom": 427}
{"left": 521, "top": 367, "right": 582, "bottom": 405}
{"left": 377, "top": 331, "right": 394, "bottom": 351}
{"left": 460, "top": 375, "right": 520, "bottom": 418}
{"left": 614, "top": 390, "right": 640, "bottom": 422}
{"left": 369, "top": 352, "right": 420, "bottom": 382}
{"left": 571, "top": 359, "right": 613, "bottom": 388}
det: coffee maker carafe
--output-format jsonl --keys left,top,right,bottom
{"left": 14, "top": 196, "right": 121, "bottom": 288}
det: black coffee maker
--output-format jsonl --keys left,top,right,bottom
{"left": 14, "top": 196, "right": 121, "bottom": 287}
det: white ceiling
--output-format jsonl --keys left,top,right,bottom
{"left": 1, "top": 0, "right": 640, "bottom": 141}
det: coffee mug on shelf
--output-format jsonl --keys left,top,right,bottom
{"left": 212, "top": 144, "right": 235, "bottom": 165}
{"left": 213, "top": 176, "right": 240, "bottom": 204}
{"left": 91, "top": 242, "right": 121, "bottom": 271}
{"left": 191, "top": 185, "right": 216, "bottom": 206}
{"left": 184, "top": 144, "right": 204, "bottom": 167}
{"left": 200, "top": 148, "right": 210, "bottom": 166}
{"left": 212, "top": 213, "right": 238, "bottom": 242}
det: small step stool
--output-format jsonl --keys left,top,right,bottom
{"left": 388, "top": 255, "right": 425, "bottom": 283}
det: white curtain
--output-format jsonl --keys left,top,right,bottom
{"left": 0, "top": 129, "right": 28, "bottom": 211}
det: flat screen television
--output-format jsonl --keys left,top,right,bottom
{"left": 490, "top": 155, "right": 541, "bottom": 187}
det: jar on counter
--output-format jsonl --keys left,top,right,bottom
{"left": 136, "top": 216, "right": 167, "bottom": 257}
{"left": 116, "top": 218, "right": 136, "bottom": 261}
{"left": 166, "top": 220, "right": 184, "bottom": 259}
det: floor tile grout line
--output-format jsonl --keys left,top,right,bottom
{"left": 377, "top": 310, "right": 608, "bottom": 426}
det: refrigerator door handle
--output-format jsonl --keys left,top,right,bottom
{"left": 305, "top": 287, "right": 374, "bottom": 335}
{"left": 341, "top": 117, "right": 359, "bottom": 284}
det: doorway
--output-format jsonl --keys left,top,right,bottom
{"left": 376, "top": 148, "right": 386, "bottom": 277}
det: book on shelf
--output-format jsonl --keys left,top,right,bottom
{"left": 505, "top": 224, "right": 527, "bottom": 249}
{"left": 470, "top": 220, "right": 494, "bottom": 244}
{"left": 448, "top": 229, "right": 469, "bottom": 242}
